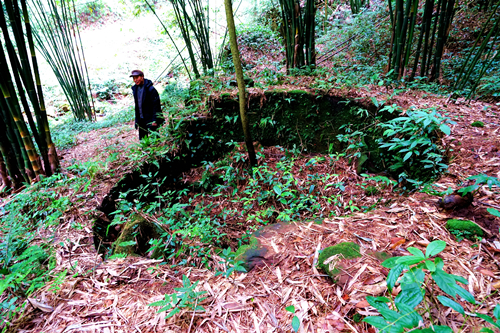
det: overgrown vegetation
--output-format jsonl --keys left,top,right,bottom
{"left": 1, "top": 0, "right": 500, "bottom": 330}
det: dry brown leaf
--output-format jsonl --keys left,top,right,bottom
{"left": 355, "top": 299, "right": 369, "bottom": 308}
{"left": 478, "top": 269, "right": 496, "bottom": 278}
{"left": 390, "top": 237, "right": 405, "bottom": 249}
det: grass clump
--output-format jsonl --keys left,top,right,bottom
{"left": 471, "top": 121, "right": 484, "bottom": 127}
{"left": 445, "top": 219, "right": 484, "bottom": 241}
{"left": 317, "top": 242, "right": 361, "bottom": 278}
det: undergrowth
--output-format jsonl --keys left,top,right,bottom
{"left": 0, "top": 174, "right": 84, "bottom": 328}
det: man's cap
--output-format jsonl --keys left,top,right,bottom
{"left": 129, "top": 70, "right": 144, "bottom": 77}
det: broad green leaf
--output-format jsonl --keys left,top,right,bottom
{"left": 413, "top": 326, "right": 453, "bottom": 333}
{"left": 407, "top": 247, "right": 425, "bottom": 259}
{"left": 382, "top": 256, "right": 401, "bottom": 268}
{"left": 363, "top": 316, "right": 389, "bottom": 329}
{"left": 425, "top": 240, "right": 446, "bottom": 258}
{"left": 437, "top": 295, "right": 465, "bottom": 315}
{"left": 454, "top": 284, "right": 476, "bottom": 304}
{"left": 396, "top": 303, "right": 422, "bottom": 327}
{"left": 396, "top": 256, "right": 425, "bottom": 266}
{"left": 493, "top": 304, "right": 500, "bottom": 320}
{"left": 273, "top": 185, "right": 282, "bottom": 196}
{"left": 387, "top": 264, "right": 405, "bottom": 291}
{"left": 424, "top": 260, "right": 436, "bottom": 272}
{"left": 434, "top": 257, "right": 444, "bottom": 270}
{"left": 285, "top": 305, "right": 295, "bottom": 313}
{"left": 487, "top": 208, "right": 500, "bottom": 217}
{"left": 432, "top": 326, "right": 454, "bottom": 333}
{"left": 292, "top": 316, "right": 300, "bottom": 332}
{"left": 400, "top": 267, "right": 425, "bottom": 286}
{"left": 450, "top": 273, "right": 468, "bottom": 285}
{"left": 395, "top": 284, "right": 424, "bottom": 309}
{"left": 439, "top": 124, "right": 451, "bottom": 135}
{"left": 431, "top": 269, "right": 458, "bottom": 298}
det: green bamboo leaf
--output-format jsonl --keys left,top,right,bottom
{"left": 477, "top": 313, "right": 500, "bottom": 329}
{"left": 437, "top": 295, "right": 464, "bottom": 315}
{"left": 118, "top": 240, "right": 136, "bottom": 247}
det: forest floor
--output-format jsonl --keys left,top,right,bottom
{"left": 12, "top": 86, "right": 500, "bottom": 333}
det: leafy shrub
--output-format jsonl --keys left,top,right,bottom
{"left": 0, "top": 174, "right": 81, "bottom": 328}
{"left": 339, "top": 105, "right": 454, "bottom": 189}
{"left": 377, "top": 106, "right": 454, "bottom": 186}
{"left": 237, "top": 24, "right": 281, "bottom": 51}
{"left": 364, "top": 240, "right": 499, "bottom": 332}
{"left": 148, "top": 275, "right": 206, "bottom": 319}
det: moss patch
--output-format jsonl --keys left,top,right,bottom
{"left": 113, "top": 214, "right": 163, "bottom": 256}
{"left": 471, "top": 121, "right": 484, "bottom": 127}
{"left": 234, "top": 236, "right": 260, "bottom": 261}
{"left": 445, "top": 219, "right": 484, "bottom": 241}
{"left": 317, "top": 242, "right": 361, "bottom": 279}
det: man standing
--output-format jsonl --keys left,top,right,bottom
{"left": 130, "top": 70, "right": 161, "bottom": 139}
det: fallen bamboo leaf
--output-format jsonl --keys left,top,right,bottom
{"left": 28, "top": 298, "right": 54, "bottom": 313}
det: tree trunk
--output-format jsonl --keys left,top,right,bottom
{"left": 224, "top": 0, "right": 257, "bottom": 166}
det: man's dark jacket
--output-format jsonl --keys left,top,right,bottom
{"left": 132, "top": 79, "right": 161, "bottom": 128}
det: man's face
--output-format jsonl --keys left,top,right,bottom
{"left": 132, "top": 75, "right": 144, "bottom": 86}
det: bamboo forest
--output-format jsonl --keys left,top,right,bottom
{"left": 1, "top": 0, "right": 500, "bottom": 331}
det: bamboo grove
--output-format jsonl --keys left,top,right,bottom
{"left": 388, "top": 0, "right": 456, "bottom": 81}
{"left": 0, "top": 0, "right": 59, "bottom": 190}
{"left": 279, "top": 0, "right": 316, "bottom": 70}
{"left": 28, "top": 0, "right": 95, "bottom": 121}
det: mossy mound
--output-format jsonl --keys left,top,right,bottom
{"left": 234, "top": 236, "right": 267, "bottom": 271}
{"left": 471, "top": 121, "right": 485, "bottom": 127}
{"left": 234, "top": 236, "right": 259, "bottom": 261}
{"left": 113, "top": 214, "right": 164, "bottom": 256}
{"left": 318, "top": 242, "right": 361, "bottom": 279}
{"left": 445, "top": 219, "right": 484, "bottom": 241}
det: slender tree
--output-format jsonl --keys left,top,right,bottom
{"left": 224, "top": 0, "right": 257, "bottom": 166}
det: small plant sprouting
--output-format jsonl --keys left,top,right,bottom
{"left": 215, "top": 248, "right": 247, "bottom": 279}
{"left": 148, "top": 275, "right": 207, "bottom": 319}
{"left": 285, "top": 305, "right": 301, "bottom": 332}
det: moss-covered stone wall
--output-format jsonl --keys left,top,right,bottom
{"left": 207, "top": 90, "right": 377, "bottom": 152}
